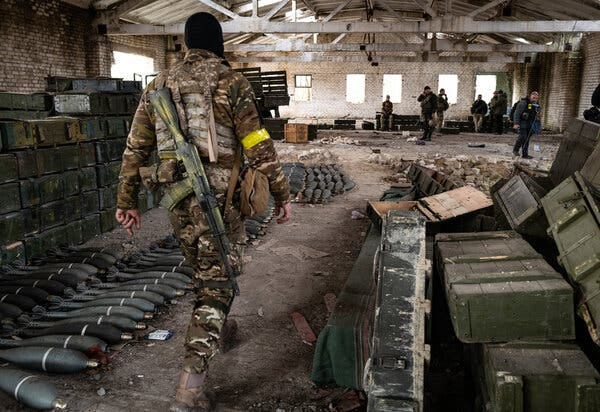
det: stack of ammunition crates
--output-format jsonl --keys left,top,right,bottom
{"left": 0, "top": 78, "right": 158, "bottom": 263}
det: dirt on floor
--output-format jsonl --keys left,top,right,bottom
{"left": 2, "top": 129, "right": 560, "bottom": 412}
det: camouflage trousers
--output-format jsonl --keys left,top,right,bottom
{"left": 168, "top": 195, "right": 245, "bottom": 374}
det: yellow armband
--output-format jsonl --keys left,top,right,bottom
{"left": 241, "top": 128, "right": 270, "bottom": 150}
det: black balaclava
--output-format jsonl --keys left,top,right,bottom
{"left": 184, "top": 12, "right": 224, "bottom": 58}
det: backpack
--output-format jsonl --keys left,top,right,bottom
{"left": 509, "top": 100, "right": 522, "bottom": 122}
{"left": 584, "top": 106, "right": 600, "bottom": 124}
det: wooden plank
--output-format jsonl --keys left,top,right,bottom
{"left": 419, "top": 186, "right": 492, "bottom": 221}
{"left": 291, "top": 312, "right": 317, "bottom": 344}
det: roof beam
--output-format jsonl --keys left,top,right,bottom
{"left": 467, "top": 0, "right": 506, "bottom": 18}
{"left": 105, "top": 17, "right": 600, "bottom": 35}
{"left": 230, "top": 54, "right": 521, "bottom": 63}
{"left": 412, "top": 0, "right": 437, "bottom": 18}
{"left": 196, "top": 0, "right": 239, "bottom": 20}
{"left": 225, "top": 39, "right": 564, "bottom": 53}
{"left": 265, "top": 0, "right": 290, "bottom": 20}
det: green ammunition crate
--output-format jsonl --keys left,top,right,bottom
{"left": 1, "top": 241, "right": 26, "bottom": 264}
{"left": 103, "top": 116, "right": 131, "bottom": 138}
{"left": 37, "top": 174, "right": 65, "bottom": 204}
{"left": 0, "top": 154, "right": 19, "bottom": 184}
{"left": 79, "top": 167, "right": 98, "bottom": 192}
{"left": 435, "top": 231, "right": 575, "bottom": 343}
{"left": 475, "top": 342, "right": 600, "bottom": 412}
{"left": 95, "top": 138, "right": 126, "bottom": 163}
{"left": 66, "top": 220, "right": 83, "bottom": 245}
{"left": 0, "top": 121, "right": 33, "bottom": 150}
{"left": 0, "top": 183, "right": 21, "bottom": 214}
{"left": 54, "top": 93, "right": 135, "bottom": 115}
{"left": 39, "top": 200, "right": 66, "bottom": 230}
{"left": 96, "top": 161, "right": 121, "bottom": 188}
{"left": 60, "top": 144, "right": 80, "bottom": 170}
{"left": 65, "top": 195, "right": 83, "bottom": 220}
{"left": 19, "top": 179, "right": 40, "bottom": 208}
{"left": 581, "top": 122, "right": 600, "bottom": 190}
{"left": 550, "top": 119, "right": 600, "bottom": 186}
{"left": 138, "top": 191, "right": 148, "bottom": 214}
{"left": 35, "top": 147, "right": 62, "bottom": 175}
{"left": 0, "top": 212, "right": 25, "bottom": 243}
{"left": 81, "top": 190, "right": 100, "bottom": 215}
{"left": 0, "top": 110, "right": 51, "bottom": 120}
{"left": 98, "top": 185, "right": 118, "bottom": 210}
{"left": 21, "top": 208, "right": 40, "bottom": 235}
{"left": 100, "top": 208, "right": 117, "bottom": 232}
{"left": 493, "top": 173, "right": 549, "bottom": 238}
{"left": 27, "top": 118, "right": 69, "bottom": 146}
{"left": 79, "top": 117, "right": 105, "bottom": 140}
{"left": 0, "top": 92, "right": 53, "bottom": 111}
{"left": 81, "top": 214, "right": 101, "bottom": 242}
{"left": 63, "top": 170, "right": 81, "bottom": 197}
{"left": 14, "top": 150, "right": 38, "bottom": 178}
{"left": 23, "top": 236, "right": 44, "bottom": 261}
{"left": 79, "top": 142, "right": 96, "bottom": 167}
{"left": 541, "top": 171, "right": 600, "bottom": 344}
{"left": 38, "top": 226, "right": 69, "bottom": 251}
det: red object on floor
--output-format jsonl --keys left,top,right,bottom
{"left": 290, "top": 311, "right": 317, "bottom": 343}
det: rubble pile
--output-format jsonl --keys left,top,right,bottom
{"left": 425, "top": 156, "right": 513, "bottom": 193}
{"left": 318, "top": 136, "right": 368, "bottom": 146}
{"left": 276, "top": 147, "right": 339, "bottom": 165}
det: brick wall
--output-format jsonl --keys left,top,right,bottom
{"left": 0, "top": 0, "right": 91, "bottom": 92}
{"left": 578, "top": 33, "right": 600, "bottom": 115}
{"left": 233, "top": 61, "right": 513, "bottom": 121}
{"left": 0, "top": 0, "right": 167, "bottom": 93}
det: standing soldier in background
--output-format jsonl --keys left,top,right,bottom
{"left": 470, "top": 94, "right": 488, "bottom": 133}
{"left": 380, "top": 95, "right": 394, "bottom": 131}
{"left": 489, "top": 90, "right": 507, "bottom": 135}
{"left": 417, "top": 86, "right": 438, "bottom": 141}
{"left": 115, "top": 12, "right": 291, "bottom": 411}
{"left": 512, "top": 91, "right": 541, "bottom": 159}
{"left": 435, "top": 88, "right": 449, "bottom": 134}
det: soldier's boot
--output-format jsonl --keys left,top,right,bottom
{"left": 219, "top": 318, "right": 238, "bottom": 353}
{"left": 170, "top": 371, "right": 211, "bottom": 412}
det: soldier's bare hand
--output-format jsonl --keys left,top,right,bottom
{"left": 115, "top": 209, "right": 142, "bottom": 236}
{"left": 275, "top": 202, "right": 292, "bottom": 224}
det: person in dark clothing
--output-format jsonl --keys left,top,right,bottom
{"left": 417, "top": 86, "right": 438, "bottom": 141}
{"left": 584, "top": 83, "right": 600, "bottom": 124}
{"left": 592, "top": 83, "right": 600, "bottom": 107}
{"left": 512, "top": 91, "right": 541, "bottom": 159}
{"left": 470, "top": 94, "right": 488, "bottom": 132}
{"left": 489, "top": 90, "right": 508, "bottom": 134}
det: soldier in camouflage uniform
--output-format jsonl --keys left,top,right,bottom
{"left": 381, "top": 95, "right": 393, "bottom": 131}
{"left": 115, "top": 12, "right": 291, "bottom": 411}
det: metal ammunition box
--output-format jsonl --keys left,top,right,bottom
{"left": 0, "top": 110, "right": 51, "bottom": 120}
{"left": 98, "top": 185, "right": 118, "bottom": 211}
{"left": 79, "top": 117, "right": 105, "bottom": 140}
{"left": 19, "top": 179, "right": 40, "bottom": 208}
{"left": 550, "top": 119, "right": 600, "bottom": 186}
{"left": 435, "top": 231, "right": 575, "bottom": 343}
{"left": 581, "top": 123, "right": 600, "bottom": 190}
{"left": 78, "top": 142, "right": 97, "bottom": 167}
{"left": 81, "top": 190, "right": 100, "bottom": 215}
{"left": 63, "top": 170, "right": 81, "bottom": 197}
{"left": 0, "top": 154, "right": 19, "bottom": 184}
{"left": 21, "top": 208, "right": 40, "bottom": 235}
{"left": 0, "top": 212, "right": 25, "bottom": 243}
{"left": 27, "top": 118, "right": 73, "bottom": 147}
{"left": 95, "top": 138, "right": 126, "bottom": 163}
{"left": 0, "top": 183, "right": 22, "bottom": 214}
{"left": 36, "top": 174, "right": 65, "bottom": 204}
{"left": 14, "top": 150, "right": 38, "bottom": 178}
{"left": 103, "top": 116, "right": 131, "bottom": 138}
{"left": 493, "top": 173, "right": 549, "bottom": 238}
{"left": 95, "top": 161, "right": 121, "bottom": 188}
{"left": 71, "top": 78, "right": 122, "bottom": 92}
{"left": 65, "top": 220, "right": 83, "bottom": 245}
{"left": 99, "top": 208, "right": 116, "bottom": 233}
{"left": 138, "top": 191, "right": 148, "bottom": 214}
{"left": 81, "top": 214, "right": 101, "bottom": 242}
{"left": 39, "top": 200, "right": 66, "bottom": 230}
{"left": 65, "top": 195, "right": 83, "bottom": 220}
{"left": 54, "top": 93, "right": 135, "bottom": 115}
{"left": 0, "top": 121, "right": 33, "bottom": 150}
{"left": 366, "top": 211, "right": 428, "bottom": 411}
{"left": 475, "top": 342, "right": 600, "bottom": 412}
{"left": 79, "top": 167, "right": 98, "bottom": 192}
{"left": 0, "top": 92, "right": 53, "bottom": 111}
{"left": 541, "top": 171, "right": 600, "bottom": 344}
{"left": 34, "top": 147, "right": 62, "bottom": 175}
{"left": 60, "top": 144, "right": 80, "bottom": 171}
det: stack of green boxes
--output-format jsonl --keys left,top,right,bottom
{"left": 0, "top": 80, "right": 159, "bottom": 263}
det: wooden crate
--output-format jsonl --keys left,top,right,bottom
{"left": 284, "top": 123, "right": 309, "bottom": 143}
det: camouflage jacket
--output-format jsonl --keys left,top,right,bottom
{"left": 117, "top": 49, "right": 290, "bottom": 210}
{"left": 382, "top": 100, "right": 393, "bottom": 115}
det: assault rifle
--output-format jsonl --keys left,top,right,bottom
{"left": 148, "top": 88, "right": 240, "bottom": 295}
